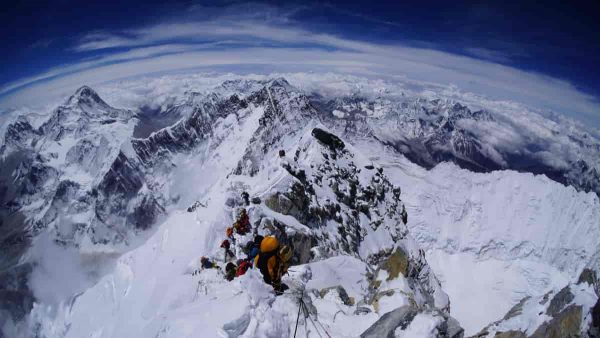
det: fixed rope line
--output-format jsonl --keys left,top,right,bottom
{"left": 302, "top": 299, "right": 323, "bottom": 338}
{"left": 302, "top": 297, "right": 332, "bottom": 338}
{"left": 293, "top": 297, "right": 302, "bottom": 338}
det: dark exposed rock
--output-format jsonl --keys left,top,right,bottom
{"left": 311, "top": 128, "right": 345, "bottom": 151}
{"left": 3, "top": 117, "right": 39, "bottom": 149}
{"left": 360, "top": 306, "right": 463, "bottom": 338}
{"left": 355, "top": 306, "right": 372, "bottom": 315}
{"left": 539, "top": 291, "right": 552, "bottom": 305}
{"left": 287, "top": 230, "right": 314, "bottom": 265}
{"left": 360, "top": 305, "right": 418, "bottom": 338}
{"left": 264, "top": 182, "right": 313, "bottom": 226}
{"left": 316, "top": 94, "right": 600, "bottom": 197}
{"left": 187, "top": 201, "right": 205, "bottom": 212}
{"left": 233, "top": 81, "right": 315, "bottom": 176}
{"left": 0, "top": 290, "right": 34, "bottom": 322}
{"left": 591, "top": 298, "right": 600, "bottom": 337}
{"left": 98, "top": 152, "right": 143, "bottom": 197}
{"left": 531, "top": 304, "right": 582, "bottom": 338}
{"left": 503, "top": 296, "right": 531, "bottom": 320}
{"left": 68, "top": 85, "right": 105, "bottom": 106}
{"left": 546, "top": 286, "right": 575, "bottom": 317}
{"left": 577, "top": 268, "right": 599, "bottom": 296}
{"left": 132, "top": 93, "right": 245, "bottom": 166}
{"left": 442, "top": 316, "right": 465, "bottom": 338}
{"left": 129, "top": 195, "right": 164, "bottom": 230}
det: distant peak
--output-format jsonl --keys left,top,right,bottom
{"left": 67, "top": 85, "right": 105, "bottom": 106}
{"left": 269, "top": 77, "right": 290, "bottom": 86}
{"left": 266, "top": 77, "right": 294, "bottom": 91}
{"left": 74, "top": 85, "right": 98, "bottom": 98}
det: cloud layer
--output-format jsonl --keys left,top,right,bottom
{"left": 0, "top": 14, "right": 599, "bottom": 129}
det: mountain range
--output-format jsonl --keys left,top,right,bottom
{"left": 0, "top": 77, "right": 598, "bottom": 337}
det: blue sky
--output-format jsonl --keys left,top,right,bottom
{"left": 1, "top": 0, "right": 599, "bottom": 127}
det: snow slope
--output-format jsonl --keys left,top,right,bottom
{"left": 355, "top": 140, "right": 600, "bottom": 334}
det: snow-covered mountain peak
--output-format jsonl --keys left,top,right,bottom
{"left": 68, "top": 85, "right": 102, "bottom": 103}
{"left": 64, "top": 85, "right": 111, "bottom": 112}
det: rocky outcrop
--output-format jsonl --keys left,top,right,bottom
{"left": 360, "top": 305, "right": 418, "bottom": 338}
{"left": 546, "top": 286, "right": 574, "bottom": 317}
{"left": 2, "top": 116, "right": 39, "bottom": 150}
{"left": 379, "top": 246, "right": 409, "bottom": 280}
{"left": 311, "top": 128, "right": 345, "bottom": 151}
{"left": 578, "top": 268, "right": 599, "bottom": 297}
{"left": 264, "top": 183, "right": 313, "bottom": 226}
{"left": 360, "top": 305, "right": 464, "bottom": 338}
{"left": 530, "top": 304, "right": 582, "bottom": 338}
{"left": 493, "top": 331, "right": 526, "bottom": 338}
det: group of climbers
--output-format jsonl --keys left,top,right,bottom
{"left": 195, "top": 198, "right": 293, "bottom": 294}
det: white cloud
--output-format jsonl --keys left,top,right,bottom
{"left": 0, "top": 18, "right": 599, "bottom": 128}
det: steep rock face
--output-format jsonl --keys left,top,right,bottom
{"left": 132, "top": 93, "right": 247, "bottom": 166}
{"left": 234, "top": 78, "right": 317, "bottom": 176}
{"left": 1, "top": 116, "right": 39, "bottom": 150}
{"left": 0, "top": 87, "right": 156, "bottom": 330}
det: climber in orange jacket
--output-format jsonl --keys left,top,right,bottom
{"left": 254, "top": 236, "right": 292, "bottom": 294}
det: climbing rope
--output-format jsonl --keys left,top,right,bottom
{"left": 293, "top": 297, "right": 303, "bottom": 338}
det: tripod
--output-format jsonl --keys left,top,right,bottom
{"left": 293, "top": 295, "right": 331, "bottom": 338}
